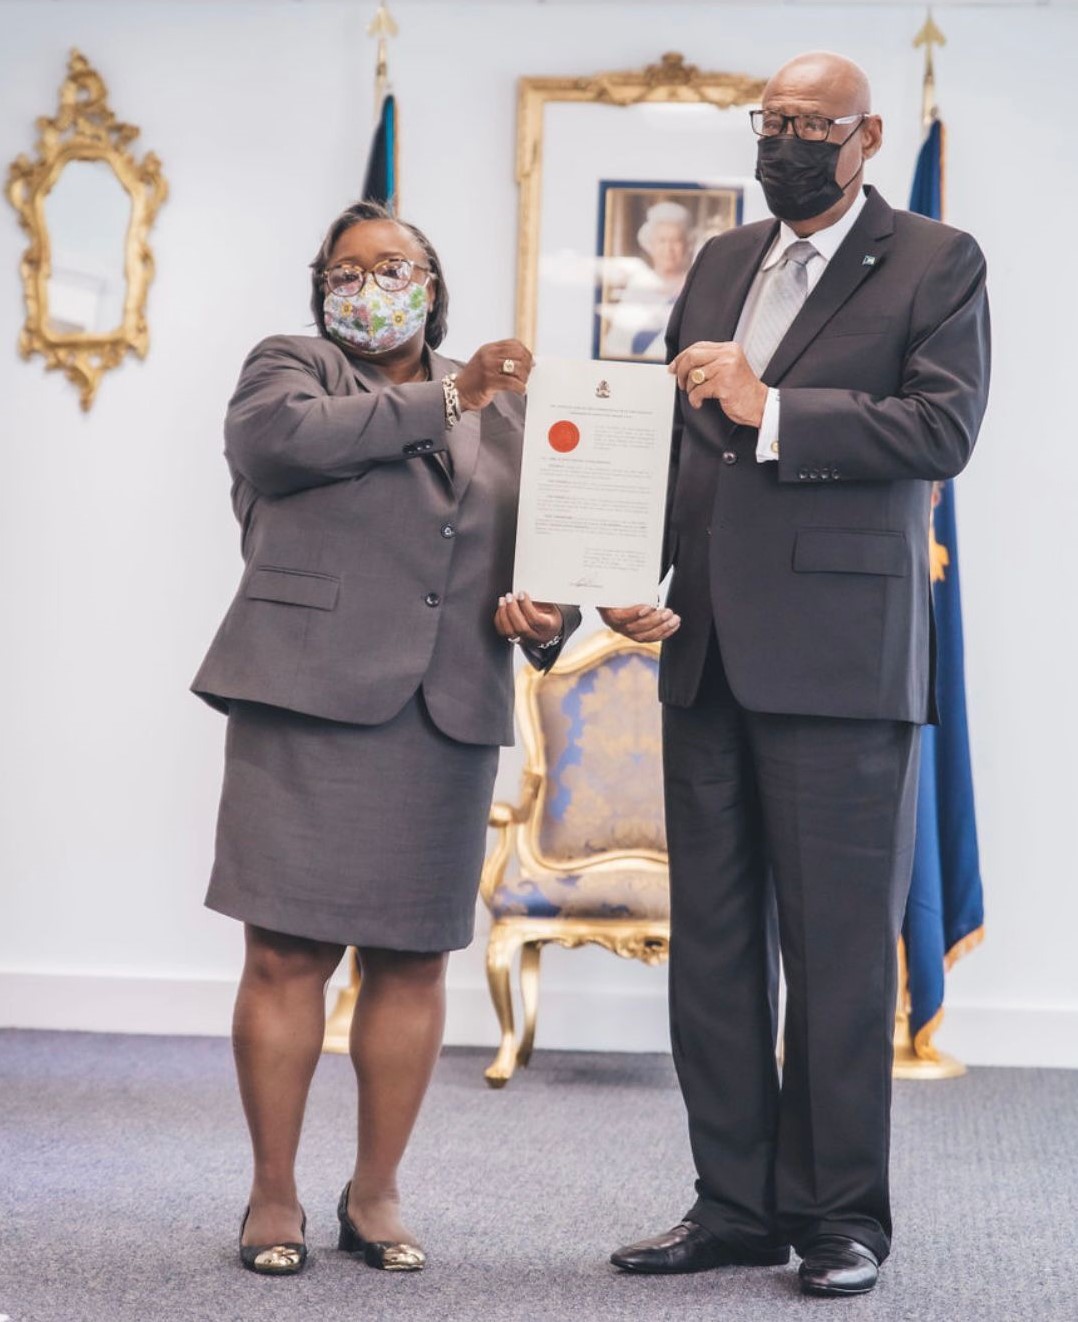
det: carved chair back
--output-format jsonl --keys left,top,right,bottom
{"left": 484, "top": 630, "right": 668, "bottom": 923}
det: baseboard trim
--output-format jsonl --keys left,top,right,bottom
{"left": 0, "top": 970, "right": 672, "bottom": 1052}
{"left": 443, "top": 983, "right": 672, "bottom": 1055}
{"left": 0, "top": 970, "right": 241, "bottom": 1039}
{"left": 2, "top": 971, "right": 1076, "bottom": 1069}
{"left": 932, "top": 1002, "right": 1078, "bottom": 1070}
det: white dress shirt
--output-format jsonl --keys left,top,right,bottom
{"left": 734, "top": 188, "right": 868, "bottom": 462}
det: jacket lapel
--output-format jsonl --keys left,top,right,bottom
{"left": 344, "top": 351, "right": 387, "bottom": 394}
{"left": 762, "top": 187, "right": 896, "bottom": 386}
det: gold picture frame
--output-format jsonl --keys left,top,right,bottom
{"left": 515, "top": 51, "right": 765, "bottom": 351}
{"left": 6, "top": 50, "right": 168, "bottom": 410}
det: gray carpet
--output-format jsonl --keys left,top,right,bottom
{"left": 1, "top": 1031, "right": 1076, "bottom": 1321}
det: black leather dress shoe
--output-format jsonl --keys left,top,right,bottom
{"left": 798, "top": 1237, "right": 879, "bottom": 1296}
{"left": 611, "top": 1221, "right": 791, "bottom": 1274}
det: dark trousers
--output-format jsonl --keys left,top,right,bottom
{"left": 663, "top": 639, "right": 920, "bottom": 1263}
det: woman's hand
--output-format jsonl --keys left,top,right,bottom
{"left": 456, "top": 339, "right": 534, "bottom": 412}
{"left": 598, "top": 605, "right": 681, "bottom": 643}
{"left": 495, "top": 593, "right": 563, "bottom": 646}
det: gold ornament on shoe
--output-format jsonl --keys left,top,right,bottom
{"left": 253, "top": 1245, "right": 303, "bottom": 1271}
{"left": 379, "top": 1242, "right": 427, "bottom": 1271}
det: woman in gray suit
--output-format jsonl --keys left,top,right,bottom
{"left": 193, "top": 201, "right": 578, "bottom": 1276}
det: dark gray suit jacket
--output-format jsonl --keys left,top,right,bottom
{"left": 192, "top": 335, "right": 579, "bottom": 746}
{"left": 660, "top": 186, "right": 990, "bottom": 724}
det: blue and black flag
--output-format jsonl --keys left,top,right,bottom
{"left": 903, "top": 115, "right": 985, "bottom": 1058}
{"left": 363, "top": 92, "right": 398, "bottom": 213}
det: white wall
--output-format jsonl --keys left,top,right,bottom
{"left": 1, "top": 1, "right": 1076, "bottom": 1068}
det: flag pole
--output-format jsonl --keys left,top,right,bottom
{"left": 912, "top": 9, "right": 946, "bottom": 129}
{"left": 368, "top": 1, "right": 398, "bottom": 118}
{"left": 892, "top": 8, "right": 966, "bottom": 1082}
{"left": 358, "top": 2, "right": 400, "bottom": 213}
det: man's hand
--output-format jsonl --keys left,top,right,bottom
{"left": 456, "top": 339, "right": 533, "bottom": 413}
{"left": 598, "top": 605, "right": 681, "bottom": 643}
{"left": 670, "top": 341, "right": 767, "bottom": 427}
{"left": 495, "top": 593, "right": 563, "bottom": 645}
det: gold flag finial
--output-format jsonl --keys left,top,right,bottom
{"left": 913, "top": 10, "right": 946, "bottom": 127}
{"left": 367, "top": 3, "right": 399, "bottom": 114}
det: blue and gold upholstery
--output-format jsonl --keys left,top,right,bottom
{"left": 534, "top": 651, "right": 667, "bottom": 861}
{"left": 480, "top": 629, "right": 670, "bottom": 1087}
{"left": 489, "top": 865, "right": 669, "bottom": 921}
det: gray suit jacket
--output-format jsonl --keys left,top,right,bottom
{"left": 660, "top": 186, "right": 990, "bottom": 725}
{"left": 192, "top": 334, "right": 580, "bottom": 746}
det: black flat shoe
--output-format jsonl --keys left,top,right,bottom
{"left": 611, "top": 1220, "right": 791, "bottom": 1274}
{"left": 238, "top": 1206, "right": 308, "bottom": 1275}
{"left": 337, "top": 1182, "right": 426, "bottom": 1272}
{"left": 798, "top": 1236, "right": 879, "bottom": 1296}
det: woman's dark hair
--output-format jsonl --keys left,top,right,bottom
{"left": 309, "top": 201, "right": 449, "bottom": 349}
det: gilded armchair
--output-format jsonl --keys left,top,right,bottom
{"left": 480, "top": 629, "right": 669, "bottom": 1087}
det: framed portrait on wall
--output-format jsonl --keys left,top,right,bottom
{"left": 593, "top": 180, "right": 743, "bottom": 362}
{"left": 515, "top": 54, "right": 769, "bottom": 362}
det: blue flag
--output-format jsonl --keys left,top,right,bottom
{"left": 903, "top": 116, "right": 985, "bottom": 1058}
{"left": 363, "top": 93, "right": 398, "bottom": 213}
{"left": 908, "top": 116, "right": 944, "bottom": 220}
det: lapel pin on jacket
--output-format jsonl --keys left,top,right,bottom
{"left": 862, "top": 255, "right": 878, "bottom": 266}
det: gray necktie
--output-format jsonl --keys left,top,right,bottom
{"left": 740, "top": 239, "right": 819, "bottom": 376}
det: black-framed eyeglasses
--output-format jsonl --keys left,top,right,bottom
{"left": 323, "top": 257, "right": 430, "bottom": 297}
{"left": 749, "top": 110, "right": 866, "bottom": 143}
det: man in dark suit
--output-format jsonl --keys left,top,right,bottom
{"left": 601, "top": 51, "right": 990, "bottom": 1297}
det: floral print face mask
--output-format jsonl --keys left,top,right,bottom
{"left": 323, "top": 280, "right": 429, "bottom": 355}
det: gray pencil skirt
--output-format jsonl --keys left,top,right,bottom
{"left": 205, "top": 694, "right": 499, "bottom": 952}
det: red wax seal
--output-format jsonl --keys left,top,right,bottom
{"left": 548, "top": 420, "right": 580, "bottom": 453}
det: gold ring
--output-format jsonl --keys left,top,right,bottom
{"left": 690, "top": 367, "right": 707, "bottom": 386}
{"left": 501, "top": 358, "right": 517, "bottom": 376}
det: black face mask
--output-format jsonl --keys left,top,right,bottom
{"left": 755, "top": 134, "right": 858, "bottom": 223}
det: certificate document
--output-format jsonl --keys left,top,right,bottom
{"left": 513, "top": 358, "right": 676, "bottom": 608}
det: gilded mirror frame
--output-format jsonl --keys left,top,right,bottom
{"left": 515, "top": 52, "right": 765, "bottom": 349}
{"left": 6, "top": 50, "right": 168, "bottom": 410}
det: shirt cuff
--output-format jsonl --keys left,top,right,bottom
{"left": 756, "top": 388, "right": 781, "bottom": 463}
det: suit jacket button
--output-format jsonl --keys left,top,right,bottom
{"left": 403, "top": 443, "right": 417, "bottom": 455}
{"left": 722, "top": 449, "right": 737, "bottom": 465}
{"left": 832, "top": 466, "right": 840, "bottom": 479}
{"left": 440, "top": 523, "right": 456, "bottom": 539}
{"left": 424, "top": 592, "right": 441, "bottom": 607}
{"left": 809, "top": 467, "right": 820, "bottom": 480}
{"left": 798, "top": 466, "right": 809, "bottom": 480}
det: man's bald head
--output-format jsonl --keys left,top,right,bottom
{"left": 756, "top": 51, "right": 883, "bottom": 235}
{"left": 763, "top": 52, "right": 872, "bottom": 117}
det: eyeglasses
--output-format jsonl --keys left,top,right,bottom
{"left": 749, "top": 110, "right": 866, "bottom": 143}
{"left": 323, "top": 257, "right": 430, "bottom": 296}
